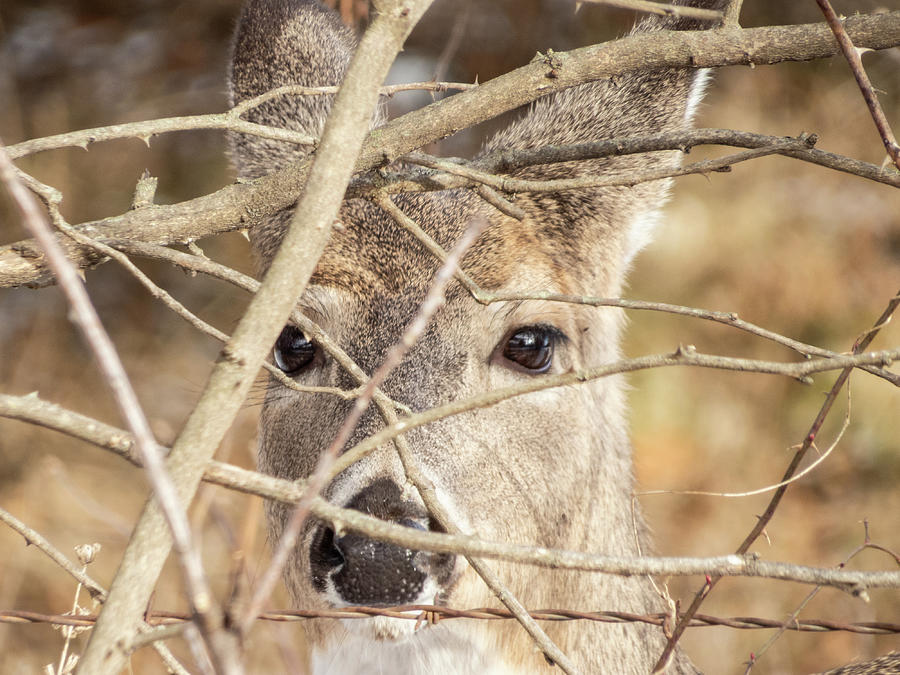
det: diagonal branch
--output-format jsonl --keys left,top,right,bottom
{"left": 815, "top": 0, "right": 900, "bottom": 171}
{"left": 75, "top": 3, "right": 437, "bottom": 673}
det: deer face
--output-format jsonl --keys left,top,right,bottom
{"left": 257, "top": 192, "right": 635, "bottom": 645}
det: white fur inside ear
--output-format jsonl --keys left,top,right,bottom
{"left": 623, "top": 204, "right": 664, "bottom": 266}
{"left": 684, "top": 68, "right": 711, "bottom": 124}
{"left": 624, "top": 69, "right": 710, "bottom": 266}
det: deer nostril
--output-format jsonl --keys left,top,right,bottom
{"left": 314, "top": 526, "right": 345, "bottom": 571}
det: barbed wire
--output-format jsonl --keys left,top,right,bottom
{"left": 2, "top": 606, "right": 897, "bottom": 635}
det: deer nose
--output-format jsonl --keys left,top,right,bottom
{"left": 309, "top": 479, "right": 455, "bottom": 606}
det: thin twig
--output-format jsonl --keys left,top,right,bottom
{"left": 5, "top": 82, "right": 477, "bottom": 160}
{"left": 816, "top": 0, "right": 900, "bottom": 171}
{"left": 64, "top": 232, "right": 362, "bottom": 400}
{"left": 327, "top": 345, "right": 900, "bottom": 478}
{"left": 576, "top": 0, "right": 724, "bottom": 22}
{"left": 405, "top": 139, "right": 810, "bottom": 194}
{"left": 745, "top": 528, "right": 900, "bottom": 673}
{"left": 638, "top": 398, "right": 851, "bottom": 499}
{"left": 106, "top": 234, "right": 898, "bottom": 390}
{"left": 0, "top": 507, "right": 106, "bottom": 602}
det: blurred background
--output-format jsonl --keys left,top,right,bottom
{"left": 1, "top": 1, "right": 898, "bottom": 672}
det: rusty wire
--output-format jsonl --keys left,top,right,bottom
{"left": 2, "top": 606, "right": 897, "bottom": 635}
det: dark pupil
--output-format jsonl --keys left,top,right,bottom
{"left": 274, "top": 326, "right": 315, "bottom": 374}
{"left": 504, "top": 328, "right": 553, "bottom": 372}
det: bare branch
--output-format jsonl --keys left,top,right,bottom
{"left": 0, "top": 140, "right": 242, "bottom": 674}
{"left": 0, "top": 507, "right": 107, "bottom": 602}
{"left": 4, "top": 394, "right": 899, "bottom": 595}
{"left": 816, "top": 0, "right": 900, "bottom": 171}
{"left": 406, "top": 138, "right": 812, "bottom": 193}
{"left": 0, "top": 506, "right": 191, "bottom": 675}
{"left": 5, "top": 82, "right": 476, "bottom": 160}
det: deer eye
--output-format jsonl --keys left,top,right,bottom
{"left": 501, "top": 325, "right": 560, "bottom": 373}
{"left": 274, "top": 325, "right": 316, "bottom": 375}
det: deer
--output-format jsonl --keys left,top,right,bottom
{"left": 227, "top": 1, "right": 900, "bottom": 673}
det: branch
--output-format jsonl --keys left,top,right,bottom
{"left": 76, "top": 3, "right": 437, "bottom": 673}
{"left": 652, "top": 286, "right": 900, "bottom": 671}
{"left": 4, "top": 82, "right": 476, "bottom": 160}
{"left": 100, "top": 235, "right": 900, "bottom": 388}
{"left": 3, "top": 13, "right": 900, "bottom": 287}
{"left": 464, "top": 129, "right": 900, "bottom": 188}
{"left": 0, "top": 507, "right": 107, "bottom": 601}
{"left": 0, "top": 506, "right": 191, "bottom": 675}
{"left": 404, "top": 137, "right": 812, "bottom": 193}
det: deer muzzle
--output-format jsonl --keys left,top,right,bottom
{"left": 309, "top": 478, "right": 456, "bottom": 607}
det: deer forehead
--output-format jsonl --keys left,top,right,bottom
{"left": 309, "top": 202, "right": 599, "bottom": 297}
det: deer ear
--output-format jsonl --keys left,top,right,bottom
{"left": 227, "top": 0, "right": 356, "bottom": 180}
{"left": 481, "top": 1, "right": 725, "bottom": 281}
